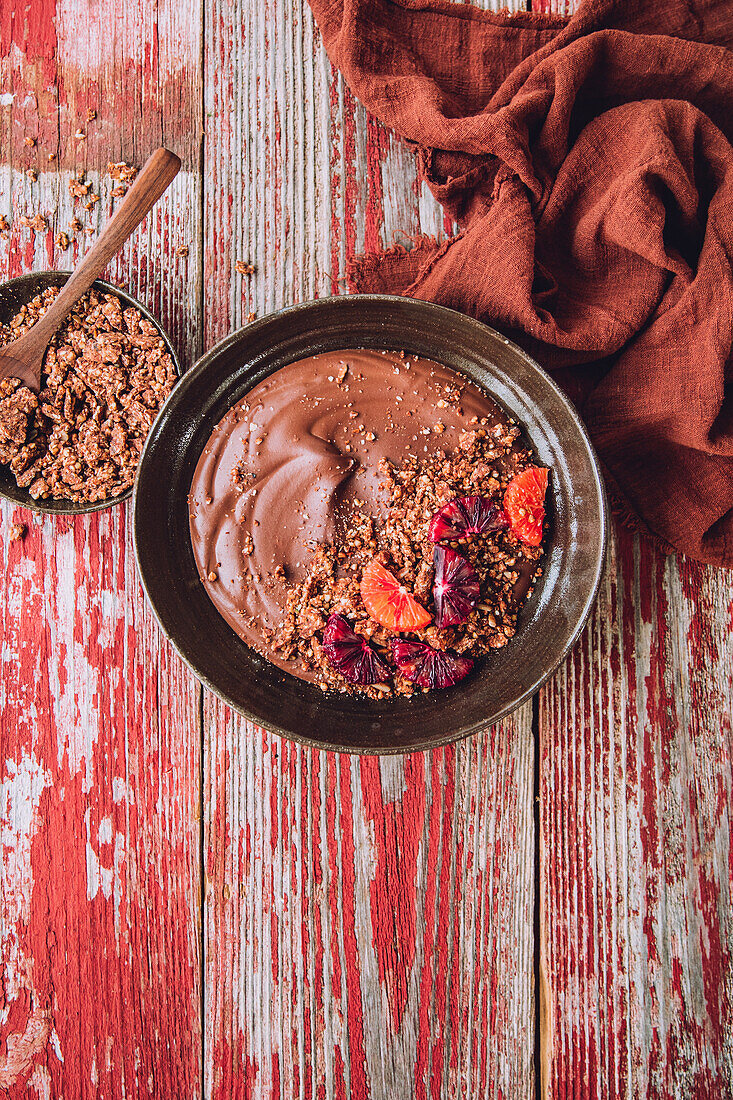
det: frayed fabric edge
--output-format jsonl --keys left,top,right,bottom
{"left": 344, "top": 240, "right": 728, "bottom": 566}
{"left": 347, "top": 236, "right": 445, "bottom": 294}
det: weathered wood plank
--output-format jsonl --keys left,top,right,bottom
{"left": 539, "top": 526, "right": 733, "bottom": 1099}
{"left": 202, "top": 1, "right": 535, "bottom": 1097}
{"left": 0, "top": 1, "right": 203, "bottom": 1095}
{"left": 203, "top": 713, "right": 536, "bottom": 1099}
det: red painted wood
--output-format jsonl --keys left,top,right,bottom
{"left": 539, "top": 526, "right": 733, "bottom": 1099}
{"left": 202, "top": 708, "right": 536, "bottom": 1099}
{"left": 0, "top": 2, "right": 203, "bottom": 1096}
{"left": 5, "top": 0, "right": 733, "bottom": 1097}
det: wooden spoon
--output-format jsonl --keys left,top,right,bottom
{"left": 0, "top": 146, "right": 181, "bottom": 392}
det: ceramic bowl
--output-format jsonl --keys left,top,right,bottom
{"left": 133, "top": 295, "right": 607, "bottom": 753}
{"left": 0, "top": 270, "right": 181, "bottom": 515}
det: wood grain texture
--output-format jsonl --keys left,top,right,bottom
{"left": 0, "top": 1, "right": 203, "bottom": 1096}
{"left": 201, "top": 1, "right": 535, "bottom": 1097}
{"left": 539, "top": 528, "right": 733, "bottom": 1099}
{"left": 203, "top": 712, "right": 536, "bottom": 1100}
{"left": 5, "top": 0, "right": 733, "bottom": 1097}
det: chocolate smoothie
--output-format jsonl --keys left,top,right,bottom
{"left": 189, "top": 348, "right": 535, "bottom": 682}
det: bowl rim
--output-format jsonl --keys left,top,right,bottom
{"left": 0, "top": 270, "right": 182, "bottom": 516}
{"left": 133, "top": 293, "right": 609, "bottom": 753}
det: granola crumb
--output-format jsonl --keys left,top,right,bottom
{"left": 69, "top": 178, "right": 90, "bottom": 199}
{"left": 26, "top": 168, "right": 38, "bottom": 182}
{"left": 24, "top": 136, "right": 36, "bottom": 148}
{"left": 74, "top": 128, "right": 86, "bottom": 140}
{"left": 86, "top": 108, "right": 97, "bottom": 121}
{"left": 9, "top": 522, "right": 26, "bottom": 542}
{"left": 107, "top": 161, "right": 137, "bottom": 183}
{"left": 0, "top": 215, "right": 9, "bottom": 232}
{"left": 176, "top": 245, "right": 189, "bottom": 257}
{"left": 55, "top": 231, "right": 70, "bottom": 251}
{"left": 19, "top": 214, "right": 48, "bottom": 233}
{"left": 235, "top": 260, "right": 255, "bottom": 275}
{"left": 208, "top": 570, "right": 218, "bottom": 582}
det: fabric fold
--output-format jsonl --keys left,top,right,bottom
{"left": 309, "top": 0, "right": 733, "bottom": 565}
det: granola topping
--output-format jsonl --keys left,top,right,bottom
{"left": 189, "top": 349, "right": 548, "bottom": 696}
{"left": 0, "top": 287, "right": 177, "bottom": 503}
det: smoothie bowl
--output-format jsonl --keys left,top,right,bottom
{"left": 133, "top": 296, "right": 607, "bottom": 753}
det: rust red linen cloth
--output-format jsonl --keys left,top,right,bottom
{"left": 308, "top": 0, "right": 733, "bottom": 565}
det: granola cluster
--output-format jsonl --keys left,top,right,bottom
{"left": 266, "top": 424, "right": 545, "bottom": 697}
{"left": 0, "top": 287, "right": 177, "bottom": 503}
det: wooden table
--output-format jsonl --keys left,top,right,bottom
{"left": 1, "top": 0, "right": 731, "bottom": 1096}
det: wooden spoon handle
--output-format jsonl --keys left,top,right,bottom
{"left": 27, "top": 147, "right": 181, "bottom": 349}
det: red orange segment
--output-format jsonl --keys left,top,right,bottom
{"left": 359, "top": 559, "right": 432, "bottom": 632}
{"left": 390, "top": 639, "right": 473, "bottom": 689}
{"left": 503, "top": 466, "right": 548, "bottom": 546}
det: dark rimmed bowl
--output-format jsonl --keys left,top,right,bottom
{"left": 133, "top": 295, "right": 607, "bottom": 754}
{"left": 0, "top": 271, "right": 181, "bottom": 515}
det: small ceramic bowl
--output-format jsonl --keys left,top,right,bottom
{"left": 134, "top": 295, "right": 608, "bottom": 754}
{"left": 0, "top": 270, "right": 181, "bottom": 515}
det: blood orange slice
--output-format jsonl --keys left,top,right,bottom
{"left": 432, "top": 546, "right": 480, "bottom": 628}
{"left": 390, "top": 639, "right": 473, "bottom": 690}
{"left": 322, "top": 614, "right": 390, "bottom": 685}
{"left": 360, "top": 559, "right": 432, "bottom": 632}
{"left": 428, "top": 495, "right": 507, "bottom": 543}
{"left": 503, "top": 466, "right": 548, "bottom": 546}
